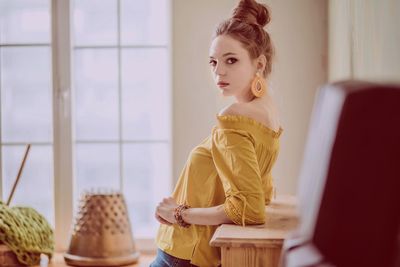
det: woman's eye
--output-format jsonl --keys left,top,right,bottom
{"left": 227, "top": 58, "right": 237, "bottom": 64}
{"left": 209, "top": 60, "right": 217, "bottom": 66}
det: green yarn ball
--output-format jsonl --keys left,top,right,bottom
{"left": 0, "top": 201, "right": 54, "bottom": 265}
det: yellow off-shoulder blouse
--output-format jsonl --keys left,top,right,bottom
{"left": 156, "top": 114, "right": 283, "bottom": 267}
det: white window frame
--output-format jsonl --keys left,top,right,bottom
{"left": 51, "top": 0, "right": 74, "bottom": 252}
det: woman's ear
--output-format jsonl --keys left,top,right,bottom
{"left": 257, "top": 54, "right": 267, "bottom": 73}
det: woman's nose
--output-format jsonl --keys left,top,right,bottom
{"left": 214, "top": 63, "right": 226, "bottom": 76}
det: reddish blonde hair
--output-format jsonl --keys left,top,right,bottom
{"left": 213, "top": 0, "right": 274, "bottom": 78}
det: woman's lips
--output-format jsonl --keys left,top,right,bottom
{"left": 217, "top": 82, "right": 229, "bottom": 88}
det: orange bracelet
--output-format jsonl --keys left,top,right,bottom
{"left": 174, "top": 204, "right": 191, "bottom": 228}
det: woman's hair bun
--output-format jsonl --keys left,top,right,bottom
{"left": 232, "top": 0, "right": 271, "bottom": 28}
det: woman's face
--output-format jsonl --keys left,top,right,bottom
{"left": 209, "top": 34, "right": 258, "bottom": 99}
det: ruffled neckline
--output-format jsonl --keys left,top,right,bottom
{"left": 216, "top": 114, "right": 283, "bottom": 138}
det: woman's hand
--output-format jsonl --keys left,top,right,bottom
{"left": 155, "top": 213, "right": 172, "bottom": 226}
{"left": 155, "top": 197, "right": 178, "bottom": 225}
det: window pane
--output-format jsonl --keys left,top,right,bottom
{"left": 75, "top": 143, "right": 120, "bottom": 207}
{"left": 1, "top": 47, "right": 52, "bottom": 142}
{"left": 0, "top": 0, "right": 50, "bottom": 44}
{"left": 120, "top": 0, "right": 168, "bottom": 46}
{"left": 72, "top": 0, "right": 171, "bottom": 241}
{"left": 73, "top": 0, "right": 118, "bottom": 46}
{"left": 2, "top": 145, "right": 54, "bottom": 226}
{"left": 74, "top": 49, "right": 119, "bottom": 141}
{"left": 121, "top": 48, "right": 170, "bottom": 140}
{"left": 123, "top": 143, "right": 171, "bottom": 238}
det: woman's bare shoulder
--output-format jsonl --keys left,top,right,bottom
{"left": 218, "top": 102, "right": 264, "bottom": 118}
{"left": 218, "top": 103, "right": 244, "bottom": 116}
{"left": 218, "top": 102, "right": 281, "bottom": 131}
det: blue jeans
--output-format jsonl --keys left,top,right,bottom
{"left": 149, "top": 248, "right": 198, "bottom": 267}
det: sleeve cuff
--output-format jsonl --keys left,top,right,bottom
{"left": 223, "top": 197, "right": 266, "bottom": 226}
{"left": 223, "top": 199, "right": 244, "bottom": 226}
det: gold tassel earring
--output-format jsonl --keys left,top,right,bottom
{"left": 251, "top": 71, "right": 267, "bottom": 98}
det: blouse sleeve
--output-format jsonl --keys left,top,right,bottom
{"left": 211, "top": 128, "right": 266, "bottom": 226}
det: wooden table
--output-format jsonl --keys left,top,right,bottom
{"left": 210, "top": 195, "right": 298, "bottom": 267}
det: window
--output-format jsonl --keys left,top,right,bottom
{"left": 0, "top": 0, "right": 171, "bottom": 248}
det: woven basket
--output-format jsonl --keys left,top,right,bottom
{"left": 0, "top": 243, "right": 27, "bottom": 267}
{"left": 64, "top": 191, "right": 139, "bottom": 266}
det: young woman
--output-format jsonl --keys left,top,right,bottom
{"left": 150, "top": 0, "right": 282, "bottom": 266}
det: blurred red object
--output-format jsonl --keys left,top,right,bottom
{"left": 281, "top": 80, "right": 400, "bottom": 267}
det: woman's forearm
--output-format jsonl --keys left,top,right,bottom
{"left": 181, "top": 204, "right": 233, "bottom": 226}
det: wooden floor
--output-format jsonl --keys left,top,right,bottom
{"left": 46, "top": 252, "right": 156, "bottom": 267}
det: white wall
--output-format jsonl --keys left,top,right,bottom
{"left": 172, "top": 0, "right": 328, "bottom": 194}
{"left": 329, "top": 0, "right": 400, "bottom": 82}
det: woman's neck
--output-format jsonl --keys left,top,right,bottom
{"left": 235, "top": 89, "right": 256, "bottom": 103}
{"left": 234, "top": 89, "right": 271, "bottom": 104}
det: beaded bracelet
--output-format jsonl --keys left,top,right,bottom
{"left": 174, "top": 204, "right": 191, "bottom": 228}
